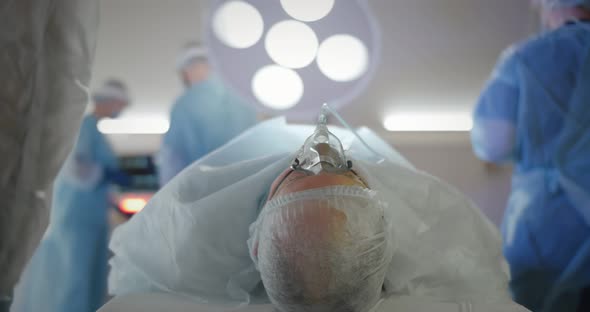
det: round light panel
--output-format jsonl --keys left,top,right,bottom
{"left": 212, "top": 1, "right": 264, "bottom": 49}
{"left": 252, "top": 65, "right": 304, "bottom": 110}
{"left": 280, "top": 0, "right": 335, "bottom": 22}
{"left": 265, "top": 20, "right": 319, "bottom": 69}
{"left": 207, "top": 0, "right": 381, "bottom": 119}
{"left": 317, "top": 34, "right": 369, "bottom": 82}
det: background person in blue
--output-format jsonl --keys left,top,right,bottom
{"left": 157, "top": 43, "right": 257, "bottom": 185}
{"left": 11, "top": 80, "right": 131, "bottom": 312}
{"left": 471, "top": 1, "right": 590, "bottom": 311}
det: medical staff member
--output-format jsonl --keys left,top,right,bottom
{"left": 157, "top": 43, "right": 257, "bottom": 185}
{"left": 0, "top": 2, "right": 97, "bottom": 311}
{"left": 11, "top": 80, "right": 131, "bottom": 312}
{"left": 471, "top": 1, "right": 590, "bottom": 311}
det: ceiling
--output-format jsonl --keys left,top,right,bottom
{"left": 92, "top": 0, "right": 536, "bottom": 131}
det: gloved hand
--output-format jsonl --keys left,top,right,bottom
{"left": 104, "top": 168, "right": 132, "bottom": 187}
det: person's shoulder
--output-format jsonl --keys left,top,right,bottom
{"left": 169, "top": 90, "right": 199, "bottom": 119}
{"left": 78, "top": 114, "right": 99, "bottom": 135}
{"left": 495, "top": 28, "right": 556, "bottom": 59}
{"left": 492, "top": 34, "right": 543, "bottom": 67}
{"left": 174, "top": 83, "right": 209, "bottom": 103}
{"left": 172, "top": 89, "right": 194, "bottom": 107}
{"left": 517, "top": 24, "right": 587, "bottom": 55}
{"left": 81, "top": 114, "right": 96, "bottom": 125}
{"left": 491, "top": 26, "right": 586, "bottom": 78}
{"left": 173, "top": 82, "right": 223, "bottom": 114}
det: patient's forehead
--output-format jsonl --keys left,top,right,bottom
{"left": 269, "top": 169, "right": 367, "bottom": 199}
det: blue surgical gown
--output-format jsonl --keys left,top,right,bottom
{"left": 11, "top": 115, "right": 120, "bottom": 312}
{"left": 158, "top": 78, "right": 257, "bottom": 185}
{"left": 472, "top": 22, "right": 590, "bottom": 312}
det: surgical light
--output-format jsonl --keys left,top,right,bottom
{"left": 252, "top": 65, "right": 304, "bottom": 110}
{"left": 317, "top": 34, "right": 369, "bottom": 82}
{"left": 207, "top": 0, "right": 380, "bottom": 118}
{"left": 280, "top": 0, "right": 335, "bottom": 22}
{"left": 265, "top": 20, "right": 319, "bottom": 69}
{"left": 212, "top": 1, "right": 264, "bottom": 49}
{"left": 383, "top": 112, "right": 474, "bottom": 132}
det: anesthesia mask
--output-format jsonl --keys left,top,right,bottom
{"left": 291, "top": 104, "right": 353, "bottom": 175}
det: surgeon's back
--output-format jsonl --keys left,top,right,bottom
{"left": 505, "top": 22, "right": 590, "bottom": 170}
{"left": 159, "top": 77, "right": 257, "bottom": 185}
{"left": 472, "top": 17, "right": 590, "bottom": 311}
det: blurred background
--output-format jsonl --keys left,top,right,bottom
{"left": 17, "top": 2, "right": 590, "bottom": 311}
{"left": 94, "top": 0, "right": 537, "bottom": 225}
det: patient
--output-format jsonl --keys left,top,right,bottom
{"left": 108, "top": 107, "right": 527, "bottom": 311}
{"left": 250, "top": 119, "right": 388, "bottom": 312}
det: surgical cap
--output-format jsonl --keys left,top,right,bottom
{"left": 249, "top": 186, "right": 393, "bottom": 312}
{"left": 176, "top": 42, "right": 208, "bottom": 71}
{"left": 540, "top": 0, "right": 590, "bottom": 8}
{"left": 92, "top": 79, "right": 130, "bottom": 104}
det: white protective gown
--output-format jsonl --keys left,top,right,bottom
{"left": 108, "top": 118, "right": 527, "bottom": 311}
{"left": 0, "top": 1, "right": 98, "bottom": 300}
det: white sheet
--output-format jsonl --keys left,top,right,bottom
{"left": 99, "top": 293, "right": 530, "bottom": 312}
{"left": 109, "top": 118, "right": 511, "bottom": 304}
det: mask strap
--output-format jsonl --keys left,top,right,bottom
{"left": 321, "top": 104, "right": 387, "bottom": 163}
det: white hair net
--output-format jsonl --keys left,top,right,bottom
{"left": 249, "top": 186, "right": 393, "bottom": 312}
{"left": 540, "top": 0, "right": 590, "bottom": 8}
